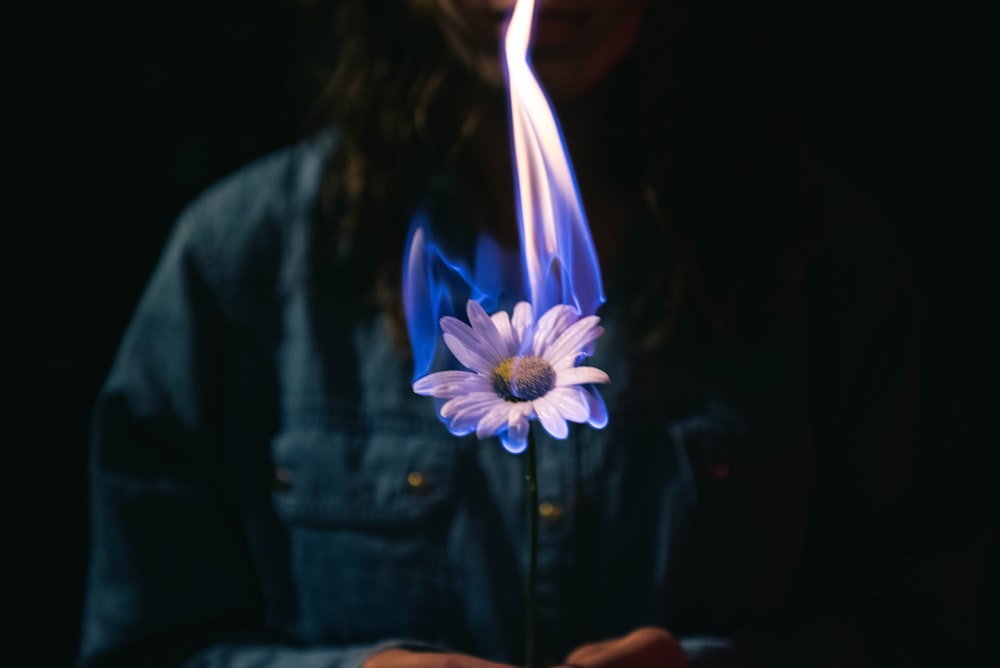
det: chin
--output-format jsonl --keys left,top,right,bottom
{"left": 531, "top": 59, "right": 597, "bottom": 101}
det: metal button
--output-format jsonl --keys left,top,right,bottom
{"left": 538, "top": 501, "right": 563, "bottom": 523}
{"left": 406, "top": 471, "right": 431, "bottom": 494}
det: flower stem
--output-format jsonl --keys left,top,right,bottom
{"left": 525, "top": 427, "right": 538, "bottom": 668}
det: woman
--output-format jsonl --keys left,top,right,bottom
{"left": 78, "top": 1, "right": 991, "bottom": 666}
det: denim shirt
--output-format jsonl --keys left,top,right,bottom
{"left": 78, "top": 131, "right": 989, "bottom": 667}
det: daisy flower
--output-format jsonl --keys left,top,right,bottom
{"left": 413, "top": 299, "right": 610, "bottom": 453}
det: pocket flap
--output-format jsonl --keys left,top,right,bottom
{"left": 271, "top": 426, "right": 456, "bottom": 528}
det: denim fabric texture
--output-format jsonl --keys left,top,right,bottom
{"left": 78, "top": 131, "right": 988, "bottom": 667}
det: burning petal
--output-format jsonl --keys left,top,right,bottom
{"left": 413, "top": 299, "right": 610, "bottom": 453}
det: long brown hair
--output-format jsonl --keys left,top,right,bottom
{"left": 304, "top": 0, "right": 812, "bottom": 348}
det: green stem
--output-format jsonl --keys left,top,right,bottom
{"left": 525, "top": 428, "right": 538, "bottom": 668}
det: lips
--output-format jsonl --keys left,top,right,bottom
{"left": 489, "top": 5, "right": 588, "bottom": 48}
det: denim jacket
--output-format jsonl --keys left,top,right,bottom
{"left": 78, "top": 131, "right": 990, "bottom": 667}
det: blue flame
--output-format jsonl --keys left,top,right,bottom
{"left": 403, "top": 211, "right": 525, "bottom": 381}
{"left": 503, "top": 0, "right": 605, "bottom": 321}
{"left": 405, "top": 0, "right": 606, "bottom": 386}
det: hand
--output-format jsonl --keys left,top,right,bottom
{"left": 363, "top": 648, "right": 519, "bottom": 668}
{"left": 561, "top": 627, "right": 689, "bottom": 668}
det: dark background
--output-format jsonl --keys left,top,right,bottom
{"left": 10, "top": 1, "right": 992, "bottom": 665}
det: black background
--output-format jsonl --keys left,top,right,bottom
{"left": 9, "top": 1, "right": 992, "bottom": 665}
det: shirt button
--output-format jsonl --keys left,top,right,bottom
{"left": 711, "top": 462, "right": 731, "bottom": 480}
{"left": 406, "top": 471, "right": 432, "bottom": 494}
{"left": 538, "top": 501, "right": 563, "bottom": 524}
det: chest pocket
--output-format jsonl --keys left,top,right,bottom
{"left": 270, "top": 419, "right": 457, "bottom": 645}
{"left": 661, "top": 403, "right": 809, "bottom": 632}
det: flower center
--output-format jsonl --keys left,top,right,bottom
{"left": 491, "top": 355, "right": 555, "bottom": 402}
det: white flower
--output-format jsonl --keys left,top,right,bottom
{"left": 413, "top": 299, "right": 610, "bottom": 453}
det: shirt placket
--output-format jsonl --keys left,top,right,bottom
{"left": 530, "top": 427, "right": 582, "bottom": 666}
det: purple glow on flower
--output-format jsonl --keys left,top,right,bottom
{"left": 413, "top": 300, "right": 609, "bottom": 452}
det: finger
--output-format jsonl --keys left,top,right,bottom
{"left": 365, "top": 649, "right": 519, "bottom": 668}
{"left": 564, "top": 638, "right": 619, "bottom": 664}
{"left": 561, "top": 627, "right": 688, "bottom": 668}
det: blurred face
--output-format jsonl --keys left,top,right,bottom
{"left": 410, "top": 0, "right": 649, "bottom": 100}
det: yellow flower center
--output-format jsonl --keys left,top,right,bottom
{"left": 491, "top": 355, "right": 555, "bottom": 402}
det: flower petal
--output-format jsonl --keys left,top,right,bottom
{"left": 490, "top": 310, "right": 517, "bottom": 357}
{"left": 531, "top": 304, "right": 581, "bottom": 356}
{"left": 500, "top": 431, "right": 528, "bottom": 454}
{"left": 502, "top": 405, "right": 532, "bottom": 453}
{"left": 413, "top": 370, "right": 490, "bottom": 397}
{"left": 543, "top": 386, "right": 590, "bottom": 423}
{"left": 533, "top": 395, "right": 569, "bottom": 439}
{"left": 450, "top": 407, "right": 495, "bottom": 434}
{"left": 511, "top": 301, "right": 533, "bottom": 340}
{"left": 440, "top": 392, "right": 500, "bottom": 420}
{"left": 466, "top": 300, "right": 508, "bottom": 365}
{"left": 582, "top": 386, "right": 609, "bottom": 429}
{"left": 441, "top": 329, "right": 495, "bottom": 375}
{"left": 475, "top": 401, "right": 511, "bottom": 439}
{"left": 555, "top": 366, "right": 611, "bottom": 387}
{"left": 445, "top": 419, "right": 476, "bottom": 437}
{"left": 544, "top": 317, "right": 604, "bottom": 367}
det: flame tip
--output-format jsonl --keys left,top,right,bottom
{"left": 406, "top": 0, "right": 605, "bottom": 390}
